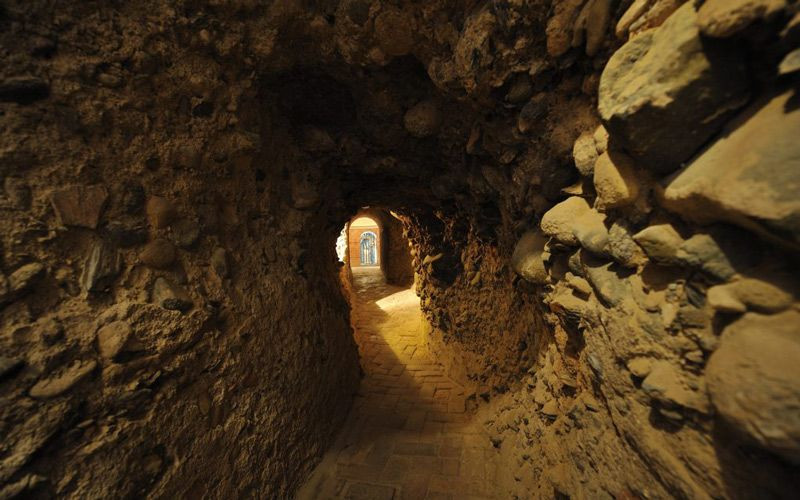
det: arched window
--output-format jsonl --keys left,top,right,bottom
{"left": 359, "top": 231, "right": 377, "bottom": 266}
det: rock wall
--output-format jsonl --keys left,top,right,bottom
{"left": 1, "top": 0, "right": 799, "bottom": 498}
{"left": 407, "top": 2, "right": 800, "bottom": 498}
{"left": 0, "top": 2, "right": 363, "bottom": 497}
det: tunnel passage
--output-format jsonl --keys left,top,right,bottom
{"left": 1, "top": 1, "right": 800, "bottom": 499}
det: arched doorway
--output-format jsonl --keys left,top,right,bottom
{"left": 348, "top": 216, "right": 381, "bottom": 268}
{"left": 359, "top": 231, "right": 378, "bottom": 266}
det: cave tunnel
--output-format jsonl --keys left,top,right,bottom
{"left": 1, "top": 1, "right": 800, "bottom": 499}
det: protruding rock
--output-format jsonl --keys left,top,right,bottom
{"left": 581, "top": 253, "right": 629, "bottom": 307}
{"left": 373, "top": 7, "right": 415, "bottom": 57}
{"left": 572, "top": 132, "right": 598, "bottom": 176}
{"left": 633, "top": 224, "right": 684, "bottom": 263}
{"left": 593, "top": 150, "right": 640, "bottom": 210}
{"left": 572, "top": 217, "right": 610, "bottom": 256}
{"left": 598, "top": 2, "right": 749, "bottom": 173}
{"left": 541, "top": 197, "right": 606, "bottom": 248}
{"left": 80, "top": 240, "right": 121, "bottom": 293}
{"left": 152, "top": 278, "right": 192, "bottom": 312}
{"left": 171, "top": 218, "right": 200, "bottom": 248}
{"left": 779, "top": 48, "right": 800, "bottom": 75}
{"left": 0, "top": 76, "right": 49, "bottom": 104}
{"left": 97, "top": 320, "right": 142, "bottom": 362}
{"left": 707, "top": 279, "right": 794, "bottom": 314}
{"left": 697, "top": 0, "right": 787, "bottom": 38}
{"left": 641, "top": 361, "right": 710, "bottom": 414}
{"left": 541, "top": 399, "right": 559, "bottom": 418}
{"left": 626, "top": 357, "right": 653, "bottom": 378}
{"left": 50, "top": 185, "right": 108, "bottom": 229}
{"left": 707, "top": 286, "right": 747, "bottom": 313}
{"left": 146, "top": 196, "right": 176, "bottom": 229}
{"left": 572, "top": 0, "right": 612, "bottom": 56}
{"left": 607, "top": 222, "right": 647, "bottom": 268}
{"left": 9, "top": 262, "right": 45, "bottom": 295}
{"left": 675, "top": 233, "right": 736, "bottom": 281}
{"left": 510, "top": 231, "right": 549, "bottom": 284}
{"left": 29, "top": 360, "right": 96, "bottom": 399}
{"left": 140, "top": 239, "right": 176, "bottom": 269}
{"left": 706, "top": 311, "right": 800, "bottom": 464}
{"left": 403, "top": 101, "right": 442, "bottom": 138}
{"left": 662, "top": 90, "right": 800, "bottom": 247}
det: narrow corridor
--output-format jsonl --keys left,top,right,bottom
{"left": 298, "top": 267, "right": 502, "bottom": 499}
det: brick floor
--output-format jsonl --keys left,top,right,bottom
{"left": 297, "top": 268, "right": 501, "bottom": 500}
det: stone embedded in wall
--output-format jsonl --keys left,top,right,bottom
{"left": 140, "top": 239, "right": 177, "bottom": 269}
{"left": 633, "top": 223, "right": 684, "bottom": 263}
{"left": 29, "top": 360, "right": 96, "bottom": 399}
{"left": 96, "top": 320, "right": 142, "bottom": 362}
{"left": 80, "top": 240, "right": 121, "bottom": 293}
{"left": 8, "top": 262, "right": 45, "bottom": 298}
{"left": 152, "top": 277, "right": 192, "bottom": 312}
{"left": 0, "top": 75, "right": 50, "bottom": 104}
{"left": 707, "top": 278, "right": 794, "bottom": 314}
{"left": 403, "top": 100, "right": 442, "bottom": 138}
{"left": 510, "top": 230, "right": 549, "bottom": 284}
{"left": 572, "top": 0, "right": 612, "bottom": 56}
{"left": 580, "top": 252, "right": 630, "bottom": 307}
{"left": 662, "top": 90, "right": 800, "bottom": 247}
{"left": 572, "top": 131, "right": 598, "bottom": 177}
{"left": 541, "top": 197, "right": 607, "bottom": 249}
{"left": 598, "top": 2, "right": 749, "bottom": 173}
{"left": 698, "top": 0, "right": 787, "bottom": 38}
{"left": 593, "top": 150, "right": 640, "bottom": 211}
{"left": 606, "top": 221, "right": 648, "bottom": 268}
{"left": 170, "top": 218, "right": 201, "bottom": 248}
{"left": 145, "top": 196, "right": 176, "bottom": 229}
{"left": 546, "top": 0, "right": 586, "bottom": 57}
{"left": 50, "top": 185, "right": 108, "bottom": 229}
{"left": 641, "top": 361, "right": 710, "bottom": 415}
{"left": 706, "top": 310, "right": 800, "bottom": 464}
{"left": 373, "top": 7, "right": 415, "bottom": 57}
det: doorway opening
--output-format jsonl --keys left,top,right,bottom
{"left": 349, "top": 216, "right": 381, "bottom": 268}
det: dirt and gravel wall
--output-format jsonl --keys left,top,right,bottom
{"left": 1, "top": 0, "right": 799, "bottom": 498}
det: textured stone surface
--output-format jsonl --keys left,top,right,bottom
{"left": 706, "top": 311, "right": 800, "bottom": 464}
{"left": 152, "top": 278, "right": 192, "bottom": 312}
{"left": 663, "top": 90, "right": 800, "bottom": 246}
{"left": 29, "top": 360, "right": 96, "bottom": 399}
{"left": 140, "top": 239, "right": 176, "bottom": 269}
{"left": 599, "top": 2, "right": 749, "bottom": 173}
{"left": 0, "top": 1, "right": 798, "bottom": 499}
{"left": 511, "top": 230, "right": 549, "bottom": 284}
{"left": 698, "top": 0, "right": 787, "bottom": 38}
{"left": 50, "top": 185, "right": 108, "bottom": 229}
{"left": 593, "top": 150, "right": 640, "bottom": 210}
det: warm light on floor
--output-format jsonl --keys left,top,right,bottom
{"left": 374, "top": 288, "right": 419, "bottom": 312}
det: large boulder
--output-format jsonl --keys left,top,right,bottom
{"left": 598, "top": 2, "right": 749, "bottom": 174}
{"left": 706, "top": 311, "right": 800, "bottom": 464}
{"left": 662, "top": 90, "right": 800, "bottom": 247}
